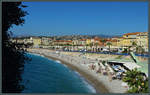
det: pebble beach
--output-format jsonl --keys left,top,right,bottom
{"left": 27, "top": 48, "right": 129, "bottom": 93}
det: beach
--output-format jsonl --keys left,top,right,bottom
{"left": 27, "top": 48, "right": 129, "bottom": 93}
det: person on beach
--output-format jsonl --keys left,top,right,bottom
{"left": 96, "top": 67, "right": 101, "bottom": 73}
{"left": 92, "top": 64, "right": 96, "bottom": 70}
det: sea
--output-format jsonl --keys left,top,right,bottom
{"left": 20, "top": 53, "right": 96, "bottom": 93}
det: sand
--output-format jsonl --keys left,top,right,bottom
{"left": 27, "top": 48, "right": 128, "bottom": 93}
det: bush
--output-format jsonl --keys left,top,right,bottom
{"left": 123, "top": 68, "right": 148, "bottom": 93}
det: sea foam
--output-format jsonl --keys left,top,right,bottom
{"left": 55, "top": 60, "right": 61, "bottom": 63}
{"left": 74, "top": 71, "right": 96, "bottom": 93}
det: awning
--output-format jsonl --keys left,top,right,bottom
{"left": 123, "top": 62, "right": 141, "bottom": 70}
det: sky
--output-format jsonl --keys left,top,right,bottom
{"left": 11, "top": 2, "right": 148, "bottom": 37}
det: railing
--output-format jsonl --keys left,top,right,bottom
{"left": 61, "top": 50, "right": 149, "bottom": 58}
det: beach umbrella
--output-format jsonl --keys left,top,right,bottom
{"left": 118, "top": 70, "right": 124, "bottom": 73}
{"left": 112, "top": 65, "right": 118, "bottom": 69}
{"left": 100, "top": 63, "right": 105, "bottom": 69}
{"left": 108, "top": 66, "right": 114, "bottom": 73}
{"left": 94, "top": 62, "right": 99, "bottom": 71}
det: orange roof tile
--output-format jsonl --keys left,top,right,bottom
{"left": 64, "top": 41, "right": 72, "bottom": 42}
{"left": 111, "top": 39, "right": 117, "bottom": 42}
{"left": 123, "top": 32, "right": 141, "bottom": 36}
{"left": 80, "top": 39, "right": 86, "bottom": 41}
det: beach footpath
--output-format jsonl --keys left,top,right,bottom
{"left": 27, "top": 48, "right": 128, "bottom": 93}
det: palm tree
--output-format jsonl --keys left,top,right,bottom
{"left": 128, "top": 46, "right": 132, "bottom": 53}
{"left": 72, "top": 44, "right": 76, "bottom": 51}
{"left": 123, "top": 68, "right": 148, "bottom": 93}
{"left": 100, "top": 39, "right": 106, "bottom": 51}
{"left": 136, "top": 46, "right": 144, "bottom": 54}
{"left": 106, "top": 42, "right": 112, "bottom": 53}
{"left": 132, "top": 41, "right": 137, "bottom": 46}
{"left": 132, "top": 41, "right": 137, "bottom": 52}
{"left": 89, "top": 42, "right": 94, "bottom": 51}
{"left": 85, "top": 44, "right": 89, "bottom": 51}
{"left": 95, "top": 43, "right": 99, "bottom": 52}
{"left": 128, "top": 41, "right": 137, "bottom": 53}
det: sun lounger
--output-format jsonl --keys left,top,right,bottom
{"left": 108, "top": 66, "right": 114, "bottom": 74}
{"left": 99, "top": 63, "right": 105, "bottom": 70}
{"left": 94, "top": 62, "right": 99, "bottom": 71}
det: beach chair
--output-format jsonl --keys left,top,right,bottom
{"left": 112, "top": 74, "right": 117, "bottom": 80}
{"left": 116, "top": 72, "right": 122, "bottom": 80}
{"left": 94, "top": 63, "right": 99, "bottom": 72}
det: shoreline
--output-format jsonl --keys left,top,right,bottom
{"left": 30, "top": 51, "right": 109, "bottom": 93}
{"left": 43, "top": 54, "right": 109, "bottom": 93}
{"left": 28, "top": 51, "right": 109, "bottom": 93}
{"left": 27, "top": 48, "right": 128, "bottom": 93}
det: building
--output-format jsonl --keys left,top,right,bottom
{"left": 136, "top": 32, "right": 148, "bottom": 46}
{"left": 72, "top": 39, "right": 79, "bottom": 46}
{"left": 63, "top": 40, "right": 72, "bottom": 45}
{"left": 123, "top": 32, "right": 141, "bottom": 38}
{"left": 94, "top": 37, "right": 102, "bottom": 46}
{"left": 86, "top": 39, "right": 91, "bottom": 46}
{"left": 31, "top": 37, "right": 42, "bottom": 48}
{"left": 41, "top": 37, "right": 52, "bottom": 46}
{"left": 13, "top": 38, "right": 24, "bottom": 44}
{"left": 23, "top": 37, "right": 33, "bottom": 44}
{"left": 116, "top": 37, "right": 123, "bottom": 47}
{"left": 122, "top": 32, "right": 141, "bottom": 47}
{"left": 53, "top": 40, "right": 72, "bottom": 46}
{"left": 79, "top": 39, "right": 86, "bottom": 46}
{"left": 111, "top": 39, "right": 117, "bottom": 47}
{"left": 136, "top": 32, "right": 148, "bottom": 52}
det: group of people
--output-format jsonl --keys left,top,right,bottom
{"left": 86, "top": 60, "right": 118, "bottom": 82}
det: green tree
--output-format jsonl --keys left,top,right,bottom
{"left": 128, "top": 46, "right": 132, "bottom": 53}
{"left": 2, "top": 2, "right": 28, "bottom": 93}
{"left": 132, "top": 41, "right": 137, "bottom": 46}
{"left": 89, "top": 42, "right": 94, "bottom": 51}
{"left": 95, "top": 43, "right": 99, "bottom": 52}
{"left": 136, "top": 46, "right": 145, "bottom": 54}
{"left": 85, "top": 44, "right": 89, "bottom": 51}
{"left": 123, "top": 68, "right": 148, "bottom": 93}
{"left": 106, "top": 42, "right": 112, "bottom": 53}
{"left": 122, "top": 48, "right": 128, "bottom": 53}
{"left": 128, "top": 41, "right": 137, "bottom": 52}
{"left": 100, "top": 39, "right": 106, "bottom": 46}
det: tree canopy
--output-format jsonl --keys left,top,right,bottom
{"left": 2, "top": 2, "right": 28, "bottom": 93}
{"left": 123, "top": 68, "right": 148, "bottom": 93}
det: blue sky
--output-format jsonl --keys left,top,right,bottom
{"left": 11, "top": 2, "right": 148, "bottom": 37}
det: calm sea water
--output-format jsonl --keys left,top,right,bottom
{"left": 21, "top": 53, "right": 96, "bottom": 93}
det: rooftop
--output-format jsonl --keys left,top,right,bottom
{"left": 123, "top": 32, "right": 141, "bottom": 36}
